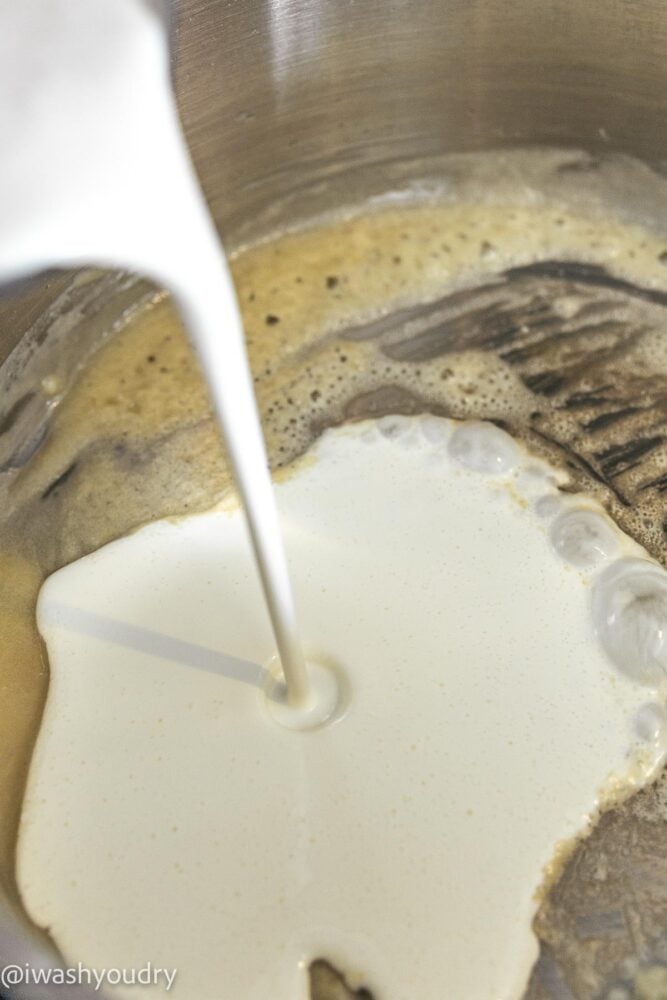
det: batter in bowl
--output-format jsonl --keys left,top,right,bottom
{"left": 4, "top": 151, "right": 667, "bottom": 997}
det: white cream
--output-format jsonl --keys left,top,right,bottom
{"left": 0, "top": 0, "right": 309, "bottom": 705}
{"left": 17, "top": 417, "right": 667, "bottom": 1000}
{"left": 5, "top": 3, "right": 667, "bottom": 996}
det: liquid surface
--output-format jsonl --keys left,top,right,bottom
{"left": 17, "top": 417, "right": 667, "bottom": 1000}
{"left": 2, "top": 153, "right": 667, "bottom": 997}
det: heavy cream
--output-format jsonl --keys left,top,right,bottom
{"left": 4, "top": 1, "right": 667, "bottom": 997}
{"left": 17, "top": 417, "right": 667, "bottom": 1000}
{"left": 0, "top": 0, "right": 310, "bottom": 707}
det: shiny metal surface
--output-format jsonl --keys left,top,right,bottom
{"left": 3, "top": 0, "right": 667, "bottom": 367}
{"left": 1, "top": 1, "right": 667, "bottom": 998}
{"left": 171, "top": 0, "right": 667, "bottom": 240}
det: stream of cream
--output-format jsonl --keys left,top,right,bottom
{"left": 0, "top": 0, "right": 310, "bottom": 707}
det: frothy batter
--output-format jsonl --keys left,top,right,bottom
{"left": 16, "top": 417, "right": 667, "bottom": 999}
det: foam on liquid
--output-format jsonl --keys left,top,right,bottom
{"left": 17, "top": 417, "right": 667, "bottom": 999}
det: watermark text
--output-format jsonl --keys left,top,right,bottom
{"left": 0, "top": 961, "right": 177, "bottom": 992}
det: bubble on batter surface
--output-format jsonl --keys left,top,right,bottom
{"left": 634, "top": 702, "right": 667, "bottom": 743}
{"left": 420, "top": 416, "right": 451, "bottom": 446}
{"left": 534, "top": 494, "right": 564, "bottom": 519}
{"left": 448, "top": 421, "right": 517, "bottom": 475}
{"left": 550, "top": 509, "right": 618, "bottom": 569}
{"left": 516, "top": 465, "right": 554, "bottom": 495}
{"left": 378, "top": 415, "right": 411, "bottom": 440}
{"left": 593, "top": 559, "right": 667, "bottom": 686}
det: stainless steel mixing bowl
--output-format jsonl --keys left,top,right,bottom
{"left": 1, "top": 1, "right": 666, "bottom": 997}
{"left": 172, "top": 0, "right": 667, "bottom": 236}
